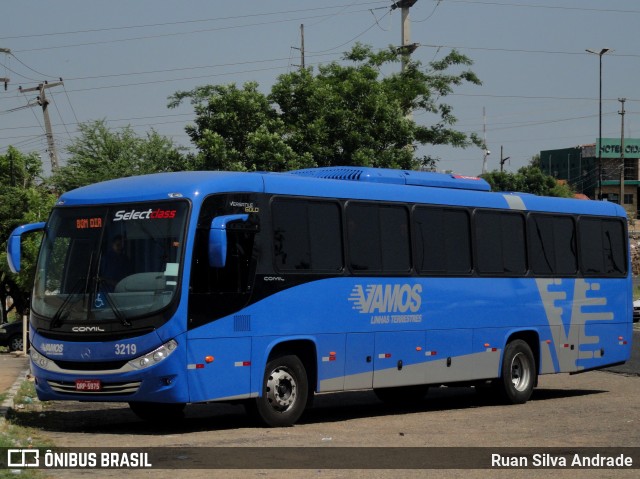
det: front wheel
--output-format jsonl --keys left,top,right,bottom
{"left": 499, "top": 339, "right": 536, "bottom": 404}
{"left": 251, "top": 354, "right": 308, "bottom": 427}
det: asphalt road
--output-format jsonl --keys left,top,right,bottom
{"left": 0, "top": 352, "right": 28, "bottom": 394}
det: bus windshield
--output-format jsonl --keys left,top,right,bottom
{"left": 32, "top": 201, "right": 189, "bottom": 325}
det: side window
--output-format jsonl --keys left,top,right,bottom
{"left": 189, "top": 194, "right": 259, "bottom": 294}
{"left": 346, "top": 202, "right": 410, "bottom": 273}
{"left": 189, "top": 194, "right": 261, "bottom": 328}
{"left": 272, "top": 199, "right": 343, "bottom": 272}
{"left": 413, "top": 206, "right": 472, "bottom": 274}
{"left": 475, "top": 210, "right": 526, "bottom": 275}
{"left": 528, "top": 214, "right": 577, "bottom": 276}
{"left": 579, "top": 217, "right": 626, "bottom": 276}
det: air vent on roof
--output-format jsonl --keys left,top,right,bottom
{"left": 289, "top": 166, "right": 490, "bottom": 192}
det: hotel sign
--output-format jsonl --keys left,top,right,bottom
{"left": 597, "top": 138, "right": 640, "bottom": 158}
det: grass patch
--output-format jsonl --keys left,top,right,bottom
{"left": 0, "top": 380, "right": 51, "bottom": 478}
{"left": 0, "top": 419, "right": 51, "bottom": 479}
{"left": 13, "top": 381, "right": 37, "bottom": 407}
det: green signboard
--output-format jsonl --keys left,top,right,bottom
{"left": 596, "top": 138, "right": 640, "bottom": 158}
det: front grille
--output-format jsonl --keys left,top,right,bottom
{"left": 47, "top": 380, "right": 141, "bottom": 396}
{"left": 51, "top": 359, "right": 129, "bottom": 371}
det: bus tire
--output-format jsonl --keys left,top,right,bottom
{"left": 499, "top": 339, "right": 536, "bottom": 404}
{"left": 253, "top": 354, "right": 308, "bottom": 427}
{"left": 128, "top": 402, "right": 185, "bottom": 422}
{"left": 374, "top": 385, "right": 429, "bottom": 405}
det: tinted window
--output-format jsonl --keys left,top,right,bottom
{"left": 528, "top": 214, "right": 577, "bottom": 275}
{"left": 475, "top": 210, "right": 526, "bottom": 275}
{"left": 272, "top": 199, "right": 343, "bottom": 272}
{"left": 347, "top": 203, "right": 410, "bottom": 273}
{"left": 579, "top": 217, "right": 626, "bottom": 276}
{"left": 413, "top": 207, "right": 472, "bottom": 274}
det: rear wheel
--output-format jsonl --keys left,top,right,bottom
{"left": 499, "top": 339, "right": 536, "bottom": 404}
{"left": 251, "top": 354, "right": 308, "bottom": 427}
{"left": 128, "top": 402, "right": 186, "bottom": 422}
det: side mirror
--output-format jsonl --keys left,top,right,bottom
{"left": 208, "top": 214, "right": 249, "bottom": 268}
{"left": 7, "top": 222, "right": 46, "bottom": 273}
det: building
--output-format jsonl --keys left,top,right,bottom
{"left": 540, "top": 138, "right": 640, "bottom": 218}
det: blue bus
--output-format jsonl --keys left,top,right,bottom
{"left": 7, "top": 166, "right": 633, "bottom": 426}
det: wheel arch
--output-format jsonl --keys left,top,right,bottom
{"left": 262, "top": 337, "right": 318, "bottom": 395}
{"left": 504, "top": 330, "right": 540, "bottom": 383}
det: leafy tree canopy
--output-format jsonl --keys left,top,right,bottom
{"left": 0, "top": 147, "right": 57, "bottom": 319}
{"left": 482, "top": 165, "right": 575, "bottom": 198}
{"left": 50, "top": 119, "right": 189, "bottom": 192}
{"left": 168, "top": 44, "right": 483, "bottom": 172}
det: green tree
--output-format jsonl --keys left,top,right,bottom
{"left": 0, "top": 147, "right": 57, "bottom": 320}
{"left": 168, "top": 83, "right": 312, "bottom": 171}
{"left": 482, "top": 166, "right": 574, "bottom": 198}
{"left": 529, "top": 153, "right": 541, "bottom": 168}
{"left": 169, "top": 44, "right": 482, "bottom": 171}
{"left": 50, "top": 120, "right": 189, "bottom": 192}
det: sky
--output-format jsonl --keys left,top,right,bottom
{"left": 1, "top": 0, "right": 638, "bottom": 177}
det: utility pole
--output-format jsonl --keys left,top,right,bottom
{"left": 481, "top": 107, "right": 489, "bottom": 174}
{"left": 619, "top": 97, "right": 626, "bottom": 210}
{"left": 300, "top": 24, "right": 305, "bottom": 69}
{"left": 392, "top": 0, "right": 419, "bottom": 72}
{"left": 292, "top": 24, "right": 305, "bottom": 70}
{"left": 499, "top": 145, "right": 510, "bottom": 172}
{"left": 19, "top": 80, "right": 64, "bottom": 170}
{"left": 0, "top": 48, "right": 10, "bottom": 90}
{"left": 586, "top": 48, "right": 612, "bottom": 199}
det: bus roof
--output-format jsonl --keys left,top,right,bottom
{"left": 289, "top": 166, "right": 491, "bottom": 192}
{"left": 56, "top": 168, "right": 625, "bottom": 218}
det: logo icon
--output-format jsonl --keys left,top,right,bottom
{"left": 349, "top": 284, "right": 422, "bottom": 314}
{"left": 7, "top": 449, "right": 39, "bottom": 468}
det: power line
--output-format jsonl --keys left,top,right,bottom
{"left": 8, "top": 53, "right": 58, "bottom": 79}
{"left": 62, "top": 83, "right": 81, "bottom": 125}
{"left": 10, "top": 8, "right": 390, "bottom": 54}
{"left": 451, "top": 92, "right": 640, "bottom": 103}
{"left": 0, "top": 2, "right": 388, "bottom": 41}
{"left": 0, "top": 54, "right": 343, "bottom": 102}
{"left": 414, "top": 0, "right": 443, "bottom": 22}
{"left": 307, "top": 9, "right": 391, "bottom": 54}
{"left": 444, "top": 0, "right": 640, "bottom": 15}
{"left": 421, "top": 43, "right": 639, "bottom": 58}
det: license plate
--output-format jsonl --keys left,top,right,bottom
{"left": 75, "top": 379, "right": 101, "bottom": 391}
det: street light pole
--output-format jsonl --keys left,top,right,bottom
{"left": 586, "top": 48, "right": 613, "bottom": 200}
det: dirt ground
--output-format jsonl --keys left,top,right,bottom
{"left": 7, "top": 369, "right": 640, "bottom": 479}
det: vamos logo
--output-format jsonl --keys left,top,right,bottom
{"left": 349, "top": 284, "right": 423, "bottom": 325}
{"left": 113, "top": 208, "right": 176, "bottom": 222}
{"left": 40, "top": 342, "right": 64, "bottom": 355}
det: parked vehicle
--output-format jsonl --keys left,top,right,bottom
{"left": 7, "top": 166, "right": 634, "bottom": 426}
{"left": 0, "top": 320, "right": 26, "bottom": 351}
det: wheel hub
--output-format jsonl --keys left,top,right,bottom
{"left": 510, "top": 352, "right": 530, "bottom": 391}
{"left": 266, "top": 367, "right": 297, "bottom": 412}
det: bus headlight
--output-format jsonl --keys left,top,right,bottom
{"left": 128, "top": 340, "right": 178, "bottom": 370}
{"left": 30, "top": 349, "right": 50, "bottom": 370}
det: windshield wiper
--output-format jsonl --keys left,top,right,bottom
{"left": 95, "top": 277, "right": 131, "bottom": 327}
{"left": 50, "top": 279, "right": 85, "bottom": 329}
